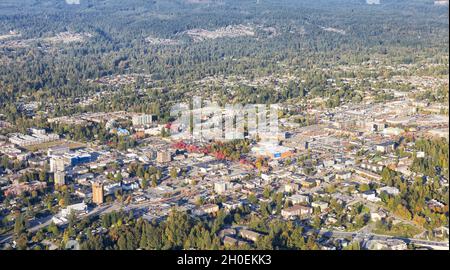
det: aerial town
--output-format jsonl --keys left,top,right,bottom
{"left": 0, "top": 77, "right": 448, "bottom": 250}
{"left": 0, "top": 0, "right": 448, "bottom": 253}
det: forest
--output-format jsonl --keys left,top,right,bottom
{"left": 0, "top": 0, "right": 448, "bottom": 123}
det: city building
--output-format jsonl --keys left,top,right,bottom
{"left": 47, "top": 145, "right": 70, "bottom": 156}
{"left": 54, "top": 171, "right": 66, "bottom": 186}
{"left": 364, "top": 239, "right": 407, "bottom": 250}
{"left": 239, "top": 229, "right": 263, "bottom": 242}
{"left": 281, "top": 205, "right": 313, "bottom": 219}
{"left": 50, "top": 156, "right": 65, "bottom": 173}
{"left": 132, "top": 114, "right": 155, "bottom": 127}
{"left": 193, "top": 204, "right": 220, "bottom": 215}
{"left": 311, "top": 201, "right": 329, "bottom": 212}
{"left": 64, "top": 152, "right": 93, "bottom": 166}
{"left": 8, "top": 132, "right": 59, "bottom": 147}
{"left": 157, "top": 151, "right": 172, "bottom": 163}
{"left": 52, "top": 202, "right": 88, "bottom": 226}
{"left": 251, "top": 141, "right": 294, "bottom": 159}
{"left": 92, "top": 182, "right": 104, "bottom": 205}
{"left": 288, "top": 194, "right": 310, "bottom": 205}
{"left": 375, "top": 141, "right": 396, "bottom": 153}
{"left": 382, "top": 127, "right": 404, "bottom": 136}
{"left": 214, "top": 181, "right": 229, "bottom": 194}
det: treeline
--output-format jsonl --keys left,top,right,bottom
{"left": 0, "top": 0, "right": 448, "bottom": 112}
{"left": 411, "top": 138, "right": 449, "bottom": 178}
{"left": 78, "top": 209, "right": 321, "bottom": 250}
{"left": 380, "top": 165, "right": 448, "bottom": 231}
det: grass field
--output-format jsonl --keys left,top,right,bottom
{"left": 373, "top": 222, "right": 422, "bottom": 238}
{"left": 23, "top": 140, "right": 86, "bottom": 152}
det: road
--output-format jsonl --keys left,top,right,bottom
{"left": 318, "top": 229, "right": 449, "bottom": 249}
{"left": 0, "top": 186, "right": 199, "bottom": 245}
{"left": 0, "top": 204, "right": 118, "bottom": 245}
{"left": 0, "top": 214, "right": 56, "bottom": 245}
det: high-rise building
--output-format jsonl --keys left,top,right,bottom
{"left": 92, "top": 182, "right": 104, "bottom": 205}
{"left": 54, "top": 171, "right": 66, "bottom": 186}
{"left": 50, "top": 156, "right": 65, "bottom": 173}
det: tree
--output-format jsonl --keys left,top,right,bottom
{"left": 163, "top": 209, "right": 191, "bottom": 249}
{"left": 170, "top": 168, "right": 178, "bottom": 179}
{"left": 68, "top": 210, "right": 77, "bottom": 228}
{"left": 288, "top": 227, "right": 305, "bottom": 249}
{"left": 263, "top": 186, "right": 271, "bottom": 199}
{"left": 151, "top": 175, "right": 158, "bottom": 187}
{"left": 274, "top": 193, "right": 284, "bottom": 214}
{"left": 256, "top": 235, "right": 273, "bottom": 250}
{"left": 141, "top": 178, "right": 149, "bottom": 189}
{"left": 16, "top": 233, "right": 28, "bottom": 250}
{"left": 260, "top": 202, "right": 271, "bottom": 218}
{"left": 47, "top": 222, "right": 59, "bottom": 236}
{"left": 359, "top": 183, "right": 370, "bottom": 193}
{"left": 115, "top": 173, "right": 123, "bottom": 183}
{"left": 248, "top": 193, "right": 258, "bottom": 205}
{"left": 14, "top": 214, "right": 26, "bottom": 236}
{"left": 395, "top": 204, "right": 412, "bottom": 221}
{"left": 117, "top": 235, "right": 127, "bottom": 250}
{"left": 39, "top": 170, "right": 47, "bottom": 182}
{"left": 344, "top": 241, "right": 361, "bottom": 250}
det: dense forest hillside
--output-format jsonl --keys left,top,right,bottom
{"left": 0, "top": 0, "right": 448, "bottom": 121}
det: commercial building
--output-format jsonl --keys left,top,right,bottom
{"left": 52, "top": 202, "right": 88, "bottom": 226}
{"left": 132, "top": 114, "right": 155, "bottom": 127}
{"left": 382, "top": 127, "right": 404, "bottom": 136}
{"left": 50, "top": 156, "right": 65, "bottom": 173}
{"left": 251, "top": 142, "right": 294, "bottom": 159}
{"left": 214, "top": 181, "right": 229, "bottom": 194}
{"left": 64, "top": 152, "right": 93, "bottom": 166}
{"left": 92, "top": 182, "right": 104, "bottom": 205}
{"left": 47, "top": 145, "right": 70, "bottom": 157}
{"left": 157, "top": 151, "right": 172, "bottom": 163}
{"left": 375, "top": 141, "right": 396, "bottom": 153}
{"left": 54, "top": 171, "right": 66, "bottom": 186}
{"left": 9, "top": 132, "right": 59, "bottom": 147}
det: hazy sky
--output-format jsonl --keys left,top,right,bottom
{"left": 65, "top": 0, "right": 80, "bottom": 5}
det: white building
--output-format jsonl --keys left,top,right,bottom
{"left": 377, "top": 186, "right": 400, "bottom": 196}
{"left": 311, "top": 201, "right": 329, "bottom": 212}
{"left": 214, "top": 181, "right": 229, "bottom": 194}
{"left": 132, "top": 114, "right": 154, "bottom": 127}
{"left": 288, "top": 194, "right": 310, "bottom": 205}
{"left": 50, "top": 156, "right": 66, "bottom": 173}
{"left": 9, "top": 132, "right": 59, "bottom": 147}
{"left": 52, "top": 202, "right": 88, "bottom": 225}
{"left": 382, "top": 127, "right": 404, "bottom": 136}
{"left": 54, "top": 171, "right": 66, "bottom": 186}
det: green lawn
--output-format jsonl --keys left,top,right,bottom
{"left": 373, "top": 222, "right": 422, "bottom": 238}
